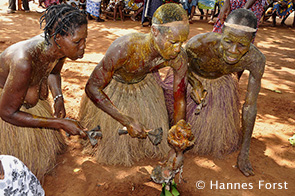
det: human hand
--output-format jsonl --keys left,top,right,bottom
{"left": 61, "top": 118, "right": 87, "bottom": 139}
{"left": 125, "top": 118, "right": 148, "bottom": 139}
{"left": 167, "top": 120, "right": 195, "bottom": 152}
{"left": 237, "top": 153, "right": 255, "bottom": 177}
{"left": 53, "top": 98, "right": 66, "bottom": 118}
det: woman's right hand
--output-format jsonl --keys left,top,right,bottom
{"left": 125, "top": 118, "right": 147, "bottom": 139}
{"left": 61, "top": 118, "right": 87, "bottom": 139}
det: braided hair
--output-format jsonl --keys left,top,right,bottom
{"left": 40, "top": 4, "right": 87, "bottom": 45}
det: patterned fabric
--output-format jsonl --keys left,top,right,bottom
{"left": 272, "top": 0, "right": 293, "bottom": 18}
{"left": 43, "top": 0, "right": 61, "bottom": 8}
{"left": 216, "top": 0, "right": 224, "bottom": 10}
{"left": 124, "top": 0, "right": 143, "bottom": 11}
{"left": 86, "top": 0, "right": 102, "bottom": 17}
{"left": 0, "top": 155, "right": 45, "bottom": 196}
{"left": 198, "top": 0, "right": 216, "bottom": 9}
{"left": 213, "top": 0, "right": 268, "bottom": 33}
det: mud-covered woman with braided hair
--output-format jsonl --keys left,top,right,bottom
{"left": 0, "top": 4, "right": 88, "bottom": 180}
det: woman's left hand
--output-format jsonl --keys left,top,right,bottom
{"left": 53, "top": 98, "right": 66, "bottom": 118}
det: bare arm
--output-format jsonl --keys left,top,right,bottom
{"left": 244, "top": 0, "right": 258, "bottom": 9}
{"left": 171, "top": 49, "right": 188, "bottom": 124}
{"left": 0, "top": 58, "right": 86, "bottom": 138}
{"left": 238, "top": 56, "right": 265, "bottom": 176}
{"left": 48, "top": 57, "right": 66, "bottom": 118}
{"left": 85, "top": 44, "right": 147, "bottom": 138}
{"left": 219, "top": 0, "right": 231, "bottom": 24}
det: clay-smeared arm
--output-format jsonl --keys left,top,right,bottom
{"left": 85, "top": 48, "right": 147, "bottom": 139}
{"left": 238, "top": 58, "right": 265, "bottom": 176}
{"left": 171, "top": 50, "right": 188, "bottom": 124}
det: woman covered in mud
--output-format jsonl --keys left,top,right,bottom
{"left": 79, "top": 3, "right": 189, "bottom": 166}
{"left": 157, "top": 8, "right": 265, "bottom": 176}
{"left": 0, "top": 4, "right": 87, "bottom": 179}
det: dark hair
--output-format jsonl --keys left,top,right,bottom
{"left": 152, "top": 3, "right": 187, "bottom": 25}
{"left": 226, "top": 8, "right": 257, "bottom": 27}
{"left": 40, "top": 4, "right": 87, "bottom": 45}
{"left": 223, "top": 8, "right": 257, "bottom": 37}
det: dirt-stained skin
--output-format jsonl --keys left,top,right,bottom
{"left": 185, "top": 22, "right": 266, "bottom": 176}
{"left": 151, "top": 120, "right": 195, "bottom": 185}
{"left": 85, "top": 4, "right": 190, "bottom": 139}
{"left": 0, "top": 5, "right": 88, "bottom": 138}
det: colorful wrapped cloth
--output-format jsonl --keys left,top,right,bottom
{"left": 213, "top": 0, "right": 268, "bottom": 33}
{"left": 86, "top": 0, "right": 102, "bottom": 17}
{"left": 42, "top": 0, "right": 61, "bottom": 8}
{"left": 0, "top": 89, "right": 66, "bottom": 180}
{"left": 198, "top": 0, "right": 216, "bottom": 9}
{"left": 272, "top": 0, "right": 293, "bottom": 18}
{"left": 124, "top": 0, "right": 143, "bottom": 11}
{"left": 153, "top": 69, "right": 242, "bottom": 157}
{"left": 78, "top": 74, "right": 170, "bottom": 166}
{"left": 0, "top": 155, "right": 45, "bottom": 196}
{"left": 216, "top": 0, "right": 224, "bottom": 10}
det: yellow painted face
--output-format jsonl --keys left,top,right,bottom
{"left": 219, "top": 27, "right": 253, "bottom": 64}
{"left": 153, "top": 21, "right": 189, "bottom": 60}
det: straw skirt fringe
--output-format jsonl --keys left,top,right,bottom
{"left": 0, "top": 89, "right": 65, "bottom": 180}
{"left": 79, "top": 74, "right": 170, "bottom": 166}
{"left": 155, "top": 70, "right": 242, "bottom": 157}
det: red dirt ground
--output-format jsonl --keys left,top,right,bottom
{"left": 0, "top": 1, "right": 295, "bottom": 196}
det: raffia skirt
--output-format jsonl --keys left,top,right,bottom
{"left": 154, "top": 69, "right": 242, "bottom": 157}
{"left": 0, "top": 88, "right": 65, "bottom": 180}
{"left": 78, "top": 74, "right": 170, "bottom": 166}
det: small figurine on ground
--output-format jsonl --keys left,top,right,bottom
{"left": 151, "top": 120, "right": 195, "bottom": 194}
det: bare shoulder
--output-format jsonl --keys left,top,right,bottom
{"left": 246, "top": 45, "right": 266, "bottom": 78}
{"left": 109, "top": 33, "right": 147, "bottom": 48}
{"left": 1, "top": 40, "right": 37, "bottom": 74}
{"left": 185, "top": 32, "right": 220, "bottom": 50}
{"left": 104, "top": 33, "right": 149, "bottom": 60}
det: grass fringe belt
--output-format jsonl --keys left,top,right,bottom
{"left": 79, "top": 74, "right": 170, "bottom": 166}
{"left": 154, "top": 69, "right": 242, "bottom": 157}
{"left": 0, "top": 88, "right": 65, "bottom": 181}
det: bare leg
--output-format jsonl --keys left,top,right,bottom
{"left": 119, "top": 6, "right": 124, "bottom": 21}
{"left": 113, "top": 7, "right": 117, "bottom": 21}
{"left": 189, "top": 6, "right": 196, "bottom": 23}
{"left": 271, "top": 12, "right": 276, "bottom": 26}
{"left": 0, "top": 160, "right": 4, "bottom": 180}
{"left": 131, "top": 6, "right": 143, "bottom": 21}
{"left": 208, "top": 3, "right": 217, "bottom": 24}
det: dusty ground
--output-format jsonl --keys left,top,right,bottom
{"left": 0, "top": 1, "right": 295, "bottom": 196}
